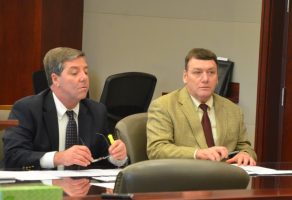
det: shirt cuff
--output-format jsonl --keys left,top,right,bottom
{"left": 108, "top": 156, "right": 128, "bottom": 167}
{"left": 193, "top": 149, "right": 198, "bottom": 159}
{"left": 40, "top": 151, "right": 57, "bottom": 169}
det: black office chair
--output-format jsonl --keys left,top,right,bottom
{"left": 215, "top": 60, "right": 234, "bottom": 97}
{"left": 114, "top": 159, "right": 250, "bottom": 193}
{"left": 32, "top": 69, "right": 49, "bottom": 94}
{"left": 100, "top": 72, "right": 157, "bottom": 133}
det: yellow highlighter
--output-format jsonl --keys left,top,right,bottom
{"left": 107, "top": 134, "right": 115, "bottom": 145}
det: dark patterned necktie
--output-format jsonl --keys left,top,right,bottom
{"left": 199, "top": 104, "right": 215, "bottom": 147}
{"left": 65, "top": 110, "right": 78, "bottom": 149}
{"left": 65, "top": 110, "right": 78, "bottom": 170}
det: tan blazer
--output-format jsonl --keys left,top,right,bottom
{"left": 147, "top": 87, "right": 257, "bottom": 160}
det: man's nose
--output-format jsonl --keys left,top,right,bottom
{"left": 80, "top": 71, "right": 88, "bottom": 81}
{"left": 201, "top": 72, "right": 209, "bottom": 81}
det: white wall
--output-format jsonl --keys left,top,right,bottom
{"left": 82, "top": 0, "right": 262, "bottom": 147}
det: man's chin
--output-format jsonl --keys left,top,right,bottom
{"left": 80, "top": 94, "right": 88, "bottom": 100}
{"left": 77, "top": 92, "right": 88, "bottom": 100}
{"left": 198, "top": 93, "right": 212, "bottom": 101}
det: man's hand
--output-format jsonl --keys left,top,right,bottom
{"left": 226, "top": 151, "right": 256, "bottom": 166}
{"left": 196, "top": 146, "right": 228, "bottom": 161}
{"left": 108, "top": 139, "right": 127, "bottom": 160}
{"left": 54, "top": 145, "right": 93, "bottom": 167}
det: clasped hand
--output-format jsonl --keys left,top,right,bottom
{"left": 196, "top": 146, "right": 256, "bottom": 166}
{"left": 54, "top": 139, "right": 127, "bottom": 167}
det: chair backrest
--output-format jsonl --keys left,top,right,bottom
{"left": 115, "top": 113, "right": 148, "bottom": 164}
{"left": 114, "top": 159, "right": 250, "bottom": 193}
{"left": 32, "top": 69, "right": 49, "bottom": 94}
{"left": 100, "top": 72, "right": 156, "bottom": 132}
{"left": 215, "top": 60, "right": 234, "bottom": 97}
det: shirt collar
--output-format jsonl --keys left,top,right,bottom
{"left": 52, "top": 92, "right": 80, "bottom": 119}
{"left": 190, "top": 95, "right": 214, "bottom": 111}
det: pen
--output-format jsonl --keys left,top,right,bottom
{"left": 228, "top": 150, "right": 240, "bottom": 159}
{"left": 108, "top": 134, "right": 115, "bottom": 145}
{"left": 92, "top": 155, "right": 110, "bottom": 163}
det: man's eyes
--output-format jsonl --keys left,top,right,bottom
{"left": 191, "top": 71, "right": 216, "bottom": 75}
{"left": 192, "top": 71, "right": 202, "bottom": 75}
{"left": 69, "top": 70, "right": 78, "bottom": 75}
{"left": 68, "top": 69, "right": 88, "bottom": 75}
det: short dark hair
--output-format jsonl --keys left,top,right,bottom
{"left": 43, "top": 47, "right": 85, "bottom": 86}
{"left": 184, "top": 48, "right": 217, "bottom": 70}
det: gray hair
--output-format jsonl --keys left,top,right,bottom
{"left": 43, "top": 47, "right": 85, "bottom": 86}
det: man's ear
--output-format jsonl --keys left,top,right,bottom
{"left": 183, "top": 69, "right": 187, "bottom": 84}
{"left": 51, "top": 73, "right": 60, "bottom": 87}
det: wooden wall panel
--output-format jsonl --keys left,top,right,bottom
{"left": 255, "top": 0, "right": 286, "bottom": 163}
{"left": 41, "top": 0, "right": 83, "bottom": 60}
{"left": 280, "top": 0, "right": 292, "bottom": 162}
{"left": 0, "top": 0, "right": 42, "bottom": 104}
{"left": 0, "top": 0, "right": 83, "bottom": 104}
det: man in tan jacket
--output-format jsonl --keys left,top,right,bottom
{"left": 147, "top": 48, "right": 256, "bottom": 166}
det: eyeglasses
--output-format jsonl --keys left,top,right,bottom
{"left": 92, "top": 155, "right": 110, "bottom": 163}
{"left": 79, "top": 136, "right": 110, "bottom": 163}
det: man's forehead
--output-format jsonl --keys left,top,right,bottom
{"left": 63, "top": 58, "right": 88, "bottom": 69}
{"left": 188, "top": 62, "right": 217, "bottom": 69}
{"left": 63, "top": 64, "right": 88, "bottom": 70}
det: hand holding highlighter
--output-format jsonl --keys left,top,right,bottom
{"left": 107, "top": 134, "right": 115, "bottom": 145}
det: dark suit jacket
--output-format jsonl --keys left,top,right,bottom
{"left": 3, "top": 89, "right": 113, "bottom": 170}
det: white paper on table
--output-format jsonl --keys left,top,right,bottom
{"left": 232, "top": 164, "right": 292, "bottom": 175}
{"left": 2, "top": 171, "right": 59, "bottom": 181}
{"left": 0, "top": 171, "right": 16, "bottom": 183}
{"left": 40, "top": 168, "right": 121, "bottom": 178}
{"left": 0, "top": 168, "right": 121, "bottom": 181}
{"left": 92, "top": 176, "right": 116, "bottom": 182}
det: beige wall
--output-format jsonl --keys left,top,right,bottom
{"left": 82, "top": 0, "right": 262, "bottom": 147}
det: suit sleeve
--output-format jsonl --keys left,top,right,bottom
{"left": 3, "top": 101, "right": 45, "bottom": 170}
{"left": 236, "top": 109, "right": 257, "bottom": 160}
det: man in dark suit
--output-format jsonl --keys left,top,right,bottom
{"left": 3, "top": 47, "right": 127, "bottom": 170}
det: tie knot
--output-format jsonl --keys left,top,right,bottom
{"left": 66, "top": 110, "right": 74, "bottom": 119}
{"left": 199, "top": 104, "right": 209, "bottom": 112}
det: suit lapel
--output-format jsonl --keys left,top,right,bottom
{"left": 43, "top": 91, "right": 59, "bottom": 151}
{"left": 213, "top": 95, "right": 227, "bottom": 145}
{"left": 178, "top": 88, "right": 208, "bottom": 148}
{"left": 78, "top": 102, "right": 91, "bottom": 146}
